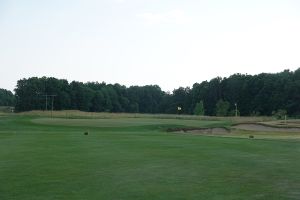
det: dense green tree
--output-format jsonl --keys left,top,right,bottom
{"left": 194, "top": 101, "right": 205, "bottom": 115}
{"left": 0, "top": 89, "right": 15, "bottom": 106}
{"left": 12, "top": 68, "right": 300, "bottom": 116}
{"left": 91, "top": 91, "right": 105, "bottom": 112}
{"left": 204, "top": 77, "right": 222, "bottom": 115}
{"left": 216, "top": 99, "right": 230, "bottom": 116}
{"left": 69, "top": 81, "right": 94, "bottom": 111}
{"left": 15, "top": 77, "right": 45, "bottom": 111}
{"left": 167, "top": 87, "right": 192, "bottom": 114}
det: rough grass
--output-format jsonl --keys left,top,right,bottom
{"left": 18, "top": 110, "right": 273, "bottom": 123}
{"left": 0, "top": 115, "right": 299, "bottom": 200}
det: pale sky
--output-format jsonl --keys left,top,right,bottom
{"left": 1, "top": 0, "right": 300, "bottom": 92}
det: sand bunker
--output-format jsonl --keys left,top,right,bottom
{"left": 232, "top": 124, "right": 300, "bottom": 132}
{"left": 262, "top": 120, "right": 300, "bottom": 128}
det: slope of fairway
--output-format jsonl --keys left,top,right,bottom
{"left": 0, "top": 115, "right": 299, "bottom": 200}
{"left": 31, "top": 117, "right": 229, "bottom": 128}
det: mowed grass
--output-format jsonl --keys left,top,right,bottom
{"left": 0, "top": 114, "right": 300, "bottom": 200}
{"left": 32, "top": 117, "right": 228, "bottom": 128}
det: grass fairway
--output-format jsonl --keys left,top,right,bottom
{"left": 0, "top": 114, "right": 299, "bottom": 199}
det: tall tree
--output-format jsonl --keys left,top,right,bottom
{"left": 194, "top": 100, "right": 205, "bottom": 115}
{"left": 12, "top": 68, "right": 300, "bottom": 116}
{"left": 216, "top": 99, "right": 230, "bottom": 116}
{"left": 0, "top": 89, "right": 15, "bottom": 106}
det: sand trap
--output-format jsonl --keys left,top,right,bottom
{"left": 233, "top": 124, "right": 300, "bottom": 132}
{"left": 262, "top": 120, "right": 300, "bottom": 128}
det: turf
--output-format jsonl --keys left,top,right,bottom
{"left": 0, "top": 115, "right": 299, "bottom": 199}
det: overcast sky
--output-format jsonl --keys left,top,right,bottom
{"left": 1, "top": 0, "right": 300, "bottom": 92}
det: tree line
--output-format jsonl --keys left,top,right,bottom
{"left": 1, "top": 68, "right": 300, "bottom": 116}
{"left": 0, "top": 89, "right": 15, "bottom": 106}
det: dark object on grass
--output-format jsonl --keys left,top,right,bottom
{"left": 84, "top": 131, "right": 89, "bottom": 135}
{"left": 249, "top": 135, "right": 254, "bottom": 139}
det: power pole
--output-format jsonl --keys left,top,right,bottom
{"left": 235, "top": 103, "right": 238, "bottom": 117}
{"left": 42, "top": 94, "right": 57, "bottom": 117}
{"left": 46, "top": 95, "right": 48, "bottom": 110}
{"left": 50, "top": 95, "right": 57, "bottom": 118}
{"left": 42, "top": 95, "right": 48, "bottom": 111}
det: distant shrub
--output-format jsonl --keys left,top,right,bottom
{"left": 250, "top": 111, "right": 260, "bottom": 117}
{"left": 194, "top": 101, "right": 205, "bottom": 116}
{"left": 272, "top": 109, "right": 287, "bottom": 120}
{"left": 216, "top": 99, "right": 230, "bottom": 116}
{"left": 228, "top": 109, "right": 240, "bottom": 116}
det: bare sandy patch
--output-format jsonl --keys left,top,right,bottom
{"left": 232, "top": 124, "right": 300, "bottom": 132}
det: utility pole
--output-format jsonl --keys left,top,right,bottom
{"left": 50, "top": 95, "right": 57, "bottom": 118}
{"left": 284, "top": 115, "right": 287, "bottom": 125}
{"left": 45, "top": 95, "right": 48, "bottom": 110}
{"left": 42, "top": 95, "right": 49, "bottom": 111}
{"left": 42, "top": 94, "right": 57, "bottom": 117}
{"left": 235, "top": 103, "right": 238, "bottom": 117}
